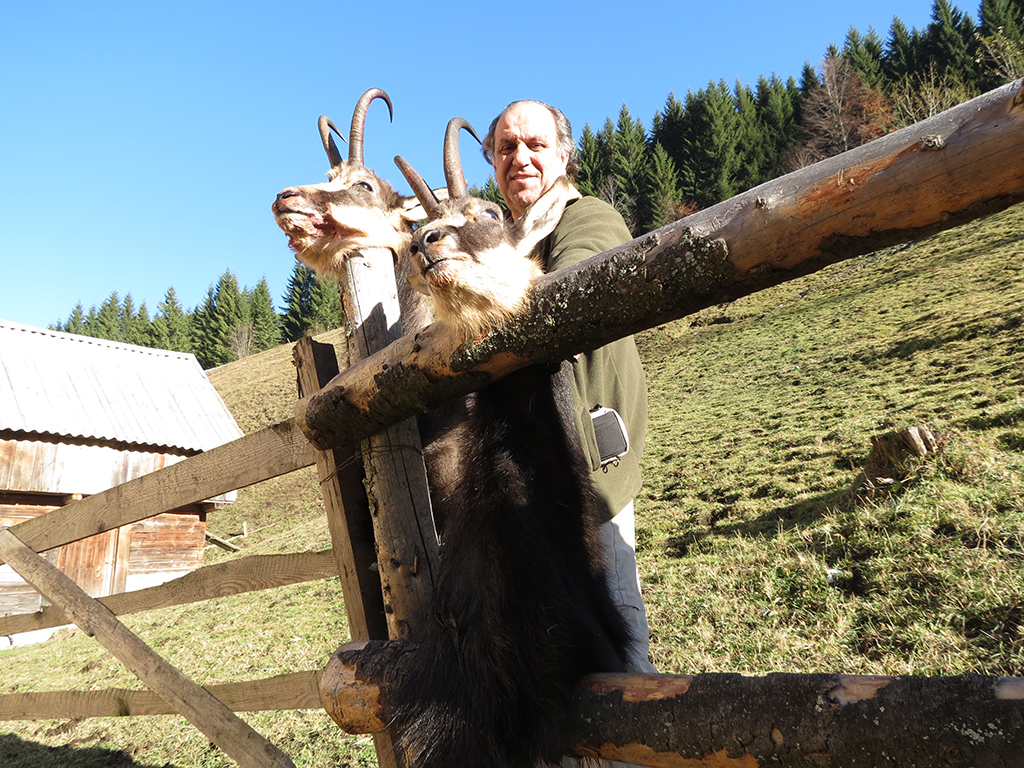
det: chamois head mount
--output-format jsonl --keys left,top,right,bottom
{"left": 271, "top": 88, "right": 425, "bottom": 278}
{"left": 396, "top": 118, "right": 579, "bottom": 340}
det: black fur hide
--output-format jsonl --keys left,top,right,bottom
{"left": 391, "top": 362, "right": 632, "bottom": 768}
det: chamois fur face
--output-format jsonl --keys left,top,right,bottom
{"left": 272, "top": 162, "right": 422, "bottom": 278}
{"left": 407, "top": 176, "right": 578, "bottom": 339}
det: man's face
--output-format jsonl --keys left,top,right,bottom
{"left": 492, "top": 102, "right": 569, "bottom": 220}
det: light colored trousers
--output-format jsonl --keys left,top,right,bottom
{"left": 597, "top": 501, "right": 657, "bottom": 674}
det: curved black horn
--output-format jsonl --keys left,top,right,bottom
{"left": 395, "top": 156, "right": 441, "bottom": 221}
{"left": 318, "top": 116, "right": 346, "bottom": 168}
{"left": 443, "top": 117, "right": 481, "bottom": 199}
{"left": 349, "top": 88, "right": 394, "bottom": 166}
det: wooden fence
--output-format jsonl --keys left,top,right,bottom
{"left": 1, "top": 78, "right": 1023, "bottom": 768}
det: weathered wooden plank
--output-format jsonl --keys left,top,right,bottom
{"left": 1, "top": 418, "right": 316, "bottom": 562}
{"left": 0, "top": 528, "right": 296, "bottom": 768}
{"left": 0, "top": 550, "right": 338, "bottom": 635}
{"left": 293, "top": 338, "right": 387, "bottom": 643}
{"left": 321, "top": 640, "right": 1024, "bottom": 768}
{"left": 295, "top": 78, "right": 1024, "bottom": 453}
{"left": 0, "top": 671, "right": 323, "bottom": 720}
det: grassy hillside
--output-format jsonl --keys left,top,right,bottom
{"left": 1, "top": 205, "right": 1022, "bottom": 766}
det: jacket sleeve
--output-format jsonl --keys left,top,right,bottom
{"left": 545, "top": 197, "right": 648, "bottom": 520}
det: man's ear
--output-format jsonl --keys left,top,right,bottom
{"left": 510, "top": 176, "right": 581, "bottom": 255}
{"left": 399, "top": 189, "right": 451, "bottom": 222}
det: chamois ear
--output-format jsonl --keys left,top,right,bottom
{"left": 398, "top": 188, "right": 451, "bottom": 222}
{"left": 511, "top": 176, "right": 581, "bottom": 256}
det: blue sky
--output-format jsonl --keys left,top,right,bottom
{"left": 1, "top": 0, "right": 939, "bottom": 331}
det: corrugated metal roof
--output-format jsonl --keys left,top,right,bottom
{"left": 0, "top": 320, "right": 243, "bottom": 453}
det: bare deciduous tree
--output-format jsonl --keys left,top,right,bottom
{"left": 789, "top": 55, "right": 893, "bottom": 169}
{"left": 889, "top": 61, "right": 975, "bottom": 128}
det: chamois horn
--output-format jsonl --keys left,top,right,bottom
{"left": 318, "top": 115, "right": 346, "bottom": 168}
{"left": 349, "top": 88, "right": 393, "bottom": 166}
{"left": 394, "top": 156, "right": 441, "bottom": 220}
{"left": 443, "top": 117, "right": 481, "bottom": 199}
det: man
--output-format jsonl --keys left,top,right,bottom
{"left": 483, "top": 99, "right": 656, "bottom": 674}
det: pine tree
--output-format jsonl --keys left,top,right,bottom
{"left": 134, "top": 300, "right": 154, "bottom": 347}
{"left": 925, "top": 0, "right": 982, "bottom": 91}
{"left": 95, "top": 292, "right": 122, "bottom": 342}
{"left": 608, "top": 104, "right": 651, "bottom": 234}
{"left": 884, "top": 17, "right": 925, "bottom": 82}
{"left": 980, "top": 0, "right": 1024, "bottom": 38}
{"left": 83, "top": 306, "right": 100, "bottom": 338}
{"left": 281, "top": 263, "right": 315, "bottom": 342}
{"left": 843, "top": 26, "right": 887, "bottom": 89}
{"left": 191, "top": 285, "right": 226, "bottom": 369}
{"left": 249, "top": 277, "right": 281, "bottom": 352}
{"left": 733, "top": 81, "right": 769, "bottom": 194}
{"left": 60, "top": 302, "right": 88, "bottom": 336}
{"left": 211, "top": 270, "right": 246, "bottom": 362}
{"left": 756, "top": 74, "right": 803, "bottom": 180}
{"left": 678, "top": 80, "right": 741, "bottom": 209}
{"left": 467, "top": 177, "right": 506, "bottom": 208}
{"left": 651, "top": 93, "right": 688, "bottom": 170}
{"left": 152, "top": 287, "right": 192, "bottom": 353}
{"left": 308, "top": 273, "right": 343, "bottom": 336}
{"left": 575, "top": 123, "right": 612, "bottom": 199}
{"left": 799, "top": 61, "right": 821, "bottom": 94}
{"left": 120, "top": 293, "right": 152, "bottom": 347}
{"left": 643, "top": 143, "right": 683, "bottom": 231}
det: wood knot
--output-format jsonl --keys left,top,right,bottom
{"left": 920, "top": 134, "right": 945, "bottom": 151}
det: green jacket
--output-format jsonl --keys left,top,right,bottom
{"left": 541, "top": 196, "right": 648, "bottom": 521}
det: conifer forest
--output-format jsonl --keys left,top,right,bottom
{"left": 50, "top": 0, "right": 1024, "bottom": 368}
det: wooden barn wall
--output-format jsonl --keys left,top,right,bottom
{"left": 0, "top": 438, "right": 173, "bottom": 496}
{"left": 0, "top": 437, "right": 235, "bottom": 503}
{"left": 123, "top": 512, "right": 207, "bottom": 592}
{"left": 0, "top": 503, "right": 206, "bottom": 617}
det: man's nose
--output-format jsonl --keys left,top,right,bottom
{"left": 511, "top": 143, "right": 532, "bottom": 166}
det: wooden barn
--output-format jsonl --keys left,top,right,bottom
{"left": 0, "top": 320, "right": 243, "bottom": 640}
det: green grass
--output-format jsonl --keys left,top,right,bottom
{"left": 2, "top": 206, "right": 1023, "bottom": 765}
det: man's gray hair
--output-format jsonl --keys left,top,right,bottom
{"left": 482, "top": 99, "right": 580, "bottom": 180}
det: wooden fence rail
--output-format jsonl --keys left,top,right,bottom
{"left": 0, "top": 550, "right": 337, "bottom": 636}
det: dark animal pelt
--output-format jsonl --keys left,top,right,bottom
{"left": 392, "top": 361, "right": 631, "bottom": 768}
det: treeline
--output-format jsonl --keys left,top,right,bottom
{"left": 546, "top": 0, "right": 1023, "bottom": 235}
{"left": 50, "top": 263, "right": 343, "bottom": 369}
{"left": 53, "top": 0, "right": 1024, "bottom": 366}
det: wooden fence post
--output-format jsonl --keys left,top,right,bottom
{"left": 0, "top": 528, "right": 296, "bottom": 768}
{"left": 295, "top": 246, "right": 440, "bottom": 768}
{"left": 334, "top": 247, "right": 440, "bottom": 639}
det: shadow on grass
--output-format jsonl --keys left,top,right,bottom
{"left": 0, "top": 733, "right": 184, "bottom": 768}
{"left": 665, "top": 485, "right": 855, "bottom": 557}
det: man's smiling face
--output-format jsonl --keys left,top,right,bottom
{"left": 492, "top": 101, "right": 569, "bottom": 220}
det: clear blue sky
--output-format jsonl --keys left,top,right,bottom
{"left": 1, "top": 0, "right": 939, "bottom": 331}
